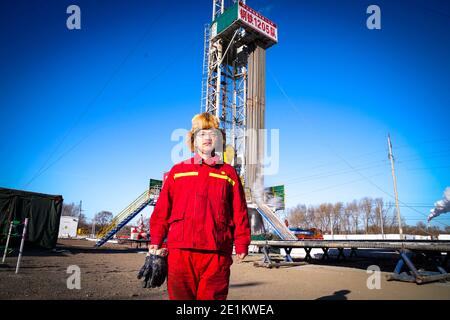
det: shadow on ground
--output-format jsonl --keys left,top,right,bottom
{"left": 229, "top": 281, "right": 265, "bottom": 288}
{"left": 316, "top": 289, "right": 351, "bottom": 300}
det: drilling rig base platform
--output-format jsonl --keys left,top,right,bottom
{"left": 250, "top": 239, "right": 450, "bottom": 284}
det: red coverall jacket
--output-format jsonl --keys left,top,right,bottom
{"left": 150, "top": 153, "right": 251, "bottom": 255}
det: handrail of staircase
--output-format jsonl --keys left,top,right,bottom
{"left": 97, "top": 190, "right": 150, "bottom": 238}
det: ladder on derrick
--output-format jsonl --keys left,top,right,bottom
{"left": 200, "top": 23, "right": 210, "bottom": 113}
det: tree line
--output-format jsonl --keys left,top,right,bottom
{"left": 61, "top": 202, "right": 130, "bottom": 236}
{"left": 287, "top": 197, "right": 449, "bottom": 236}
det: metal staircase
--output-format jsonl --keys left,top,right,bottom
{"left": 95, "top": 188, "right": 160, "bottom": 247}
{"left": 255, "top": 201, "right": 297, "bottom": 240}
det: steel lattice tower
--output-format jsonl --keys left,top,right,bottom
{"left": 201, "top": 1, "right": 297, "bottom": 240}
{"left": 202, "top": 0, "right": 277, "bottom": 193}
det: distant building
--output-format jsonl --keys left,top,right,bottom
{"left": 58, "top": 216, "right": 79, "bottom": 238}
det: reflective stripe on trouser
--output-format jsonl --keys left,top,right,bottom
{"left": 167, "top": 248, "right": 233, "bottom": 300}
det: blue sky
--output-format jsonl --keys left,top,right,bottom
{"left": 1, "top": 0, "right": 449, "bottom": 230}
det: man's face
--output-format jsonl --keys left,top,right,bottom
{"left": 195, "top": 129, "right": 220, "bottom": 155}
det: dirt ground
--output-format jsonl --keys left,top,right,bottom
{"left": 1, "top": 239, "right": 449, "bottom": 300}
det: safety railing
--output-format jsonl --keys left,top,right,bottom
{"left": 96, "top": 190, "right": 150, "bottom": 239}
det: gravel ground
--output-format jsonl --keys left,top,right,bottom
{"left": 1, "top": 239, "right": 449, "bottom": 300}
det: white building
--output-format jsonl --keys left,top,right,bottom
{"left": 58, "top": 216, "right": 79, "bottom": 238}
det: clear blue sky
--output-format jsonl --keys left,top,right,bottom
{"left": 1, "top": 0, "right": 449, "bottom": 230}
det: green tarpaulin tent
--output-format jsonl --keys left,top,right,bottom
{"left": 0, "top": 187, "right": 63, "bottom": 249}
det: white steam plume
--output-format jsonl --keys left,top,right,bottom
{"left": 427, "top": 187, "right": 450, "bottom": 222}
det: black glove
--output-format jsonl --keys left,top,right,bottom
{"left": 137, "top": 249, "right": 168, "bottom": 288}
{"left": 149, "top": 252, "right": 168, "bottom": 288}
{"left": 137, "top": 255, "right": 153, "bottom": 286}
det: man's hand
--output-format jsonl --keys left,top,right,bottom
{"left": 149, "top": 244, "right": 167, "bottom": 257}
{"left": 236, "top": 253, "right": 247, "bottom": 263}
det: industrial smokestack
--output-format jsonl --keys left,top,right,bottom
{"left": 427, "top": 187, "right": 450, "bottom": 222}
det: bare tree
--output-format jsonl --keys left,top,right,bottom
{"left": 306, "top": 205, "right": 317, "bottom": 228}
{"left": 345, "top": 200, "right": 359, "bottom": 233}
{"left": 373, "top": 198, "right": 383, "bottom": 234}
{"left": 77, "top": 213, "right": 88, "bottom": 228}
{"left": 316, "top": 203, "right": 332, "bottom": 234}
{"left": 386, "top": 209, "right": 406, "bottom": 234}
{"left": 332, "top": 202, "right": 343, "bottom": 234}
{"left": 373, "top": 198, "right": 393, "bottom": 236}
{"left": 287, "top": 205, "right": 307, "bottom": 228}
{"left": 359, "top": 197, "right": 373, "bottom": 234}
{"left": 343, "top": 202, "right": 354, "bottom": 233}
{"left": 62, "top": 202, "right": 80, "bottom": 217}
{"left": 415, "top": 221, "right": 429, "bottom": 236}
{"left": 94, "top": 211, "right": 113, "bottom": 227}
{"left": 342, "top": 202, "right": 349, "bottom": 233}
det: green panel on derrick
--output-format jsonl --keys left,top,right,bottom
{"left": 214, "top": 2, "right": 239, "bottom": 35}
{"left": 264, "top": 185, "right": 285, "bottom": 210}
{"left": 149, "top": 179, "right": 162, "bottom": 190}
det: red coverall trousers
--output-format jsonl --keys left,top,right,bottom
{"left": 167, "top": 248, "right": 233, "bottom": 300}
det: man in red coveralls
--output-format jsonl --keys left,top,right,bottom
{"left": 149, "top": 112, "right": 251, "bottom": 300}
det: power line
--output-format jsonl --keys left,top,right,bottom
{"left": 22, "top": 59, "right": 178, "bottom": 186}
{"left": 287, "top": 172, "right": 386, "bottom": 199}
{"left": 399, "top": 165, "right": 450, "bottom": 172}
{"left": 396, "top": 149, "right": 450, "bottom": 163}
{"left": 331, "top": 144, "right": 449, "bottom": 229}
{"left": 273, "top": 143, "right": 445, "bottom": 181}
{"left": 265, "top": 137, "right": 450, "bottom": 184}
{"left": 271, "top": 150, "right": 450, "bottom": 187}
{"left": 23, "top": 10, "right": 166, "bottom": 188}
{"left": 269, "top": 70, "right": 449, "bottom": 229}
{"left": 391, "top": 137, "right": 450, "bottom": 151}
{"left": 272, "top": 153, "right": 449, "bottom": 187}
{"left": 279, "top": 161, "right": 390, "bottom": 186}
{"left": 277, "top": 162, "right": 450, "bottom": 188}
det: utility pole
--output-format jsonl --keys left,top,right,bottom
{"left": 78, "top": 200, "right": 82, "bottom": 236}
{"left": 330, "top": 214, "right": 334, "bottom": 240}
{"left": 388, "top": 134, "right": 404, "bottom": 240}
{"left": 91, "top": 220, "right": 96, "bottom": 239}
{"left": 379, "top": 205, "right": 385, "bottom": 239}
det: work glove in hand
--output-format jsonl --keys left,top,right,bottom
{"left": 137, "top": 248, "right": 168, "bottom": 288}
{"left": 137, "top": 255, "right": 153, "bottom": 285}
